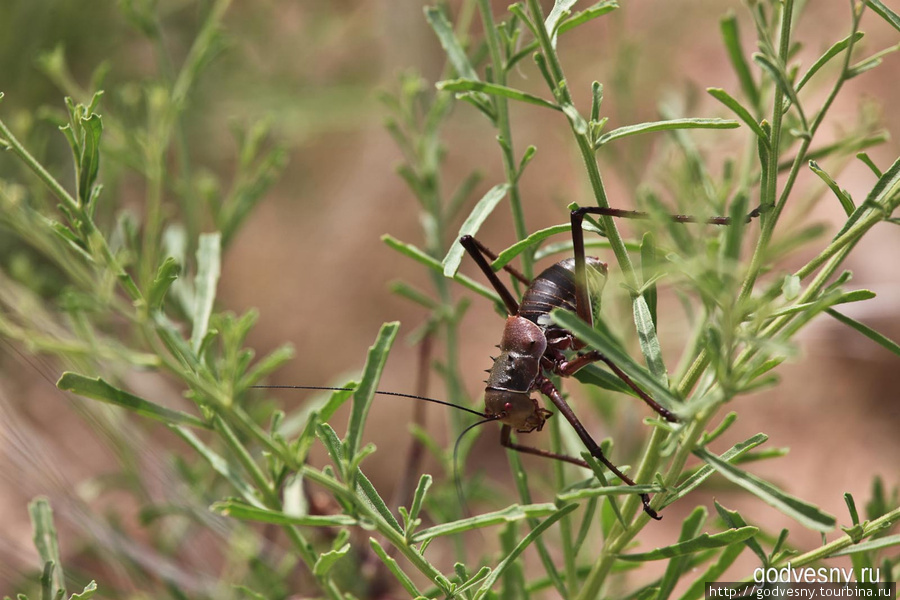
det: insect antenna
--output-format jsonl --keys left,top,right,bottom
{"left": 250, "top": 385, "right": 489, "bottom": 419}
{"left": 452, "top": 416, "right": 500, "bottom": 518}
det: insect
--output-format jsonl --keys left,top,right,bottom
{"left": 455, "top": 205, "right": 760, "bottom": 520}
{"left": 256, "top": 204, "right": 760, "bottom": 521}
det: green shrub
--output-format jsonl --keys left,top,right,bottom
{"left": 1, "top": 1, "right": 899, "bottom": 598}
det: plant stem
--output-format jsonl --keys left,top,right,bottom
{"left": 770, "top": 507, "right": 900, "bottom": 570}
{"left": 739, "top": 0, "right": 795, "bottom": 302}
{"left": 301, "top": 466, "right": 454, "bottom": 594}
{"left": 523, "top": 0, "right": 637, "bottom": 288}
{"left": 477, "top": 0, "right": 533, "bottom": 279}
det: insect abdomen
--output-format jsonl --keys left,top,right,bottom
{"left": 519, "top": 258, "right": 607, "bottom": 327}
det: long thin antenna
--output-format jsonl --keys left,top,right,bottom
{"left": 452, "top": 416, "right": 499, "bottom": 517}
{"left": 250, "top": 385, "right": 489, "bottom": 419}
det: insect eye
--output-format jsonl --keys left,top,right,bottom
{"left": 504, "top": 402, "right": 513, "bottom": 412}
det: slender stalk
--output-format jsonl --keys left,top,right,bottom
{"left": 739, "top": 0, "right": 795, "bottom": 301}
{"left": 301, "top": 466, "right": 454, "bottom": 594}
{"left": 523, "top": 0, "right": 637, "bottom": 287}
{"left": 477, "top": 0, "right": 533, "bottom": 279}
{"left": 0, "top": 116, "right": 144, "bottom": 302}
{"left": 0, "top": 118, "right": 79, "bottom": 211}
{"left": 769, "top": 507, "right": 900, "bottom": 570}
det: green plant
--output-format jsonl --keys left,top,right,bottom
{"left": 14, "top": 499, "right": 98, "bottom": 600}
{"left": 378, "top": 1, "right": 900, "bottom": 597}
{"left": 2, "top": 1, "right": 900, "bottom": 599}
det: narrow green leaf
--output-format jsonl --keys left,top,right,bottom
{"left": 707, "top": 88, "right": 769, "bottom": 145}
{"left": 411, "top": 503, "right": 558, "bottom": 543}
{"left": 57, "top": 372, "right": 209, "bottom": 429}
{"left": 442, "top": 183, "right": 510, "bottom": 276}
{"left": 701, "top": 412, "right": 738, "bottom": 445}
{"left": 77, "top": 113, "right": 102, "bottom": 205}
{"left": 171, "top": 426, "right": 263, "bottom": 508}
{"left": 408, "top": 474, "right": 432, "bottom": 525}
{"left": 191, "top": 232, "right": 221, "bottom": 353}
{"left": 29, "top": 499, "right": 65, "bottom": 599}
{"left": 782, "top": 274, "right": 801, "bottom": 301}
{"left": 473, "top": 504, "right": 578, "bottom": 599}
{"left": 561, "top": 103, "right": 589, "bottom": 135}
{"left": 797, "top": 32, "right": 865, "bottom": 91}
{"left": 558, "top": 1, "right": 619, "bottom": 35}
{"left": 809, "top": 161, "right": 855, "bottom": 216}
{"left": 424, "top": 7, "right": 478, "bottom": 80}
{"left": 831, "top": 533, "right": 900, "bottom": 556}
{"left": 845, "top": 492, "right": 861, "bottom": 528}
{"left": 544, "top": 0, "right": 578, "bottom": 47}
{"left": 720, "top": 13, "right": 760, "bottom": 108}
{"left": 153, "top": 313, "right": 202, "bottom": 372}
{"left": 506, "top": 40, "right": 541, "bottom": 71}
{"left": 582, "top": 454, "right": 625, "bottom": 527}
{"left": 694, "top": 447, "right": 836, "bottom": 531}
{"left": 389, "top": 281, "right": 438, "bottom": 310}
{"left": 675, "top": 543, "right": 744, "bottom": 600}
{"left": 551, "top": 309, "right": 681, "bottom": 411}
{"left": 492, "top": 223, "right": 570, "bottom": 270}
{"left": 654, "top": 507, "right": 708, "bottom": 599}
{"left": 382, "top": 234, "right": 502, "bottom": 306}
{"left": 447, "top": 171, "right": 485, "bottom": 223}
{"left": 516, "top": 145, "right": 537, "bottom": 180}
{"left": 848, "top": 42, "right": 900, "bottom": 79}
{"left": 714, "top": 501, "right": 768, "bottom": 566}
{"left": 212, "top": 500, "right": 357, "bottom": 527}
{"left": 633, "top": 295, "right": 667, "bottom": 384}
{"left": 556, "top": 484, "right": 660, "bottom": 503}
{"left": 453, "top": 566, "right": 492, "bottom": 596}
{"left": 595, "top": 118, "right": 739, "bottom": 147}
{"left": 663, "top": 433, "right": 768, "bottom": 507}
{"left": 355, "top": 468, "right": 403, "bottom": 534}
{"left": 69, "top": 581, "right": 98, "bottom": 600}
{"left": 148, "top": 257, "right": 181, "bottom": 311}
{"left": 753, "top": 53, "right": 806, "bottom": 130}
{"left": 866, "top": 154, "right": 900, "bottom": 210}
{"left": 317, "top": 423, "right": 345, "bottom": 473}
{"left": 343, "top": 322, "right": 399, "bottom": 461}
{"left": 761, "top": 289, "right": 875, "bottom": 319}
{"left": 866, "top": 0, "right": 900, "bottom": 32}
{"left": 856, "top": 152, "right": 883, "bottom": 177}
{"left": 369, "top": 538, "right": 423, "bottom": 597}
{"left": 722, "top": 193, "right": 749, "bottom": 264}
{"left": 313, "top": 543, "right": 351, "bottom": 577}
{"left": 573, "top": 363, "right": 635, "bottom": 396}
{"left": 826, "top": 309, "right": 900, "bottom": 358}
{"left": 619, "top": 527, "right": 758, "bottom": 561}
{"left": 640, "top": 232, "right": 658, "bottom": 330}
{"left": 240, "top": 344, "right": 295, "bottom": 388}
{"left": 590, "top": 81, "right": 603, "bottom": 122}
{"left": 437, "top": 79, "right": 560, "bottom": 111}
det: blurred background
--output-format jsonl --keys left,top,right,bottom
{"left": 0, "top": 0, "right": 898, "bottom": 596}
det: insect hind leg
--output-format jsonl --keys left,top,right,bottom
{"left": 536, "top": 376, "right": 661, "bottom": 520}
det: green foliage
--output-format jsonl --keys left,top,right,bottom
{"left": 2, "top": 0, "right": 900, "bottom": 599}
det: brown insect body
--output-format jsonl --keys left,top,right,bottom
{"left": 483, "top": 258, "right": 608, "bottom": 432}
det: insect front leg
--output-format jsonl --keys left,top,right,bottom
{"left": 460, "top": 235, "right": 529, "bottom": 316}
{"left": 535, "top": 375, "right": 661, "bottom": 521}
